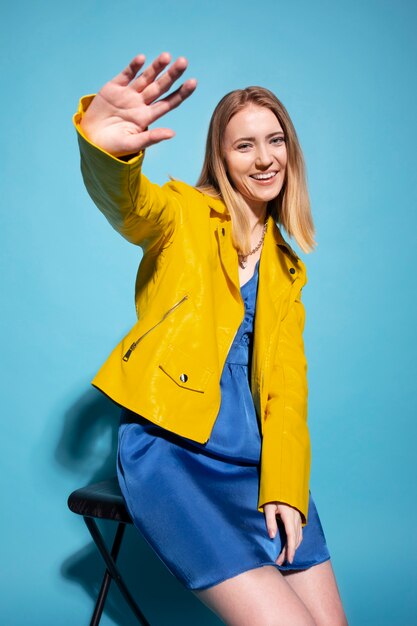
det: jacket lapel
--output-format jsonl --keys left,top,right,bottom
{"left": 252, "top": 215, "right": 302, "bottom": 410}
{"left": 208, "top": 196, "right": 301, "bottom": 336}
{"left": 216, "top": 221, "right": 242, "bottom": 304}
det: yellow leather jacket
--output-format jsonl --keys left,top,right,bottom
{"left": 74, "top": 95, "right": 311, "bottom": 525}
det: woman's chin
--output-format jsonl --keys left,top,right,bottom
{"left": 247, "top": 189, "right": 282, "bottom": 206}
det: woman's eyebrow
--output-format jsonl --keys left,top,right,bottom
{"left": 233, "top": 131, "right": 285, "bottom": 142}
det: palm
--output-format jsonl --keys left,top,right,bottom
{"left": 79, "top": 52, "right": 197, "bottom": 157}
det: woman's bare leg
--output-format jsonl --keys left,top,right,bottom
{"left": 192, "top": 565, "right": 317, "bottom": 626}
{"left": 281, "top": 560, "right": 348, "bottom": 626}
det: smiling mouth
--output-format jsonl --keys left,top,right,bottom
{"left": 250, "top": 171, "right": 278, "bottom": 180}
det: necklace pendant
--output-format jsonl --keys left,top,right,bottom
{"left": 239, "top": 258, "right": 247, "bottom": 269}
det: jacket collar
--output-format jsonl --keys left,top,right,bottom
{"left": 215, "top": 211, "right": 302, "bottom": 312}
{"left": 206, "top": 195, "right": 300, "bottom": 264}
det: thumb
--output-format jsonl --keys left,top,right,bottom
{"left": 122, "top": 127, "right": 176, "bottom": 153}
{"left": 263, "top": 504, "right": 279, "bottom": 539}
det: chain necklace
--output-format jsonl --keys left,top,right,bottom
{"left": 238, "top": 217, "right": 268, "bottom": 269}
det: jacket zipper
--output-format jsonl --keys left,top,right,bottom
{"left": 122, "top": 295, "right": 189, "bottom": 362}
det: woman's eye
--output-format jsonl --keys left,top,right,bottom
{"left": 237, "top": 143, "right": 252, "bottom": 150}
{"left": 271, "top": 136, "right": 285, "bottom": 145}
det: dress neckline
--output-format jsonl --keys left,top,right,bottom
{"left": 240, "top": 258, "right": 260, "bottom": 291}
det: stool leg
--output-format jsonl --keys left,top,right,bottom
{"left": 84, "top": 517, "right": 151, "bottom": 626}
{"left": 88, "top": 521, "right": 125, "bottom": 626}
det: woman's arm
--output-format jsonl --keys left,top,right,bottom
{"left": 258, "top": 284, "right": 311, "bottom": 523}
{"left": 258, "top": 285, "right": 310, "bottom": 563}
{"left": 73, "top": 53, "right": 197, "bottom": 251}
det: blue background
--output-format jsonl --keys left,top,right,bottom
{"left": 1, "top": 1, "right": 416, "bottom": 624}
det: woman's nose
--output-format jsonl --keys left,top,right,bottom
{"left": 254, "top": 144, "right": 273, "bottom": 168}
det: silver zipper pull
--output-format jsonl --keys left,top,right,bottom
{"left": 122, "top": 341, "right": 137, "bottom": 362}
{"left": 122, "top": 295, "right": 189, "bottom": 363}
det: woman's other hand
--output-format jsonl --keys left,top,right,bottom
{"left": 79, "top": 52, "right": 197, "bottom": 158}
{"left": 263, "top": 501, "right": 303, "bottom": 565}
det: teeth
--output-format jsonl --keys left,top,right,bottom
{"left": 251, "top": 171, "right": 277, "bottom": 180}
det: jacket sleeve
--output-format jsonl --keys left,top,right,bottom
{"left": 73, "top": 95, "right": 181, "bottom": 253}
{"left": 257, "top": 280, "right": 311, "bottom": 527}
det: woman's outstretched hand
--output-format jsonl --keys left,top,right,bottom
{"left": 79, "top": 52, "right": 197, "bottom": 158}
{"left": 263, "top": 501, "right": 303, "bottom": 565}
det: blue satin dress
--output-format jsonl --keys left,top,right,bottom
{"left": 117, "top": 258, "right": 330, "bottom": 591}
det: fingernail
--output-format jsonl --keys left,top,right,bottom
{"left": 269, "top": 530, "right": 276, "bottom": 539}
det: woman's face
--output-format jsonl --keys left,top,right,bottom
{"left": 223, "top": 104, "right": 287, "bottom": 214}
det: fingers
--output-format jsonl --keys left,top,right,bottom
{"left": 130, "top": 51, "right": 174, "bottom": 93}
{"left": 141, "top": 56, "right": 190, "bottom": 104}
{"left": 274, "top": 505, "right": 303, "bottom": 566}
{"left": 263, "top": 503, "right": 279, "bottom": 539}
{"left": 149, "top": 78, "right": 197, "bottom": 121}
{"left": 110, "top": 51, "right": 174, "bottom": 88}
{"left": 112, "top": 53, "right": 147, "bottom": 86}
{"left": 285, "top": 526, "right": 297, "bottom": 564}
{"left": 276, "top": 544, "right": 287, "bottom": 566}
{"left": 105, "top": 52, "right": 197, "bottom": 129}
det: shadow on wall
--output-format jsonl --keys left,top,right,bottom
{"left": 57, "top": 390, "right": 219, "bottom": 626}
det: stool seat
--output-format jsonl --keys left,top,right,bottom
{"left": 68, "top": 477, "right": 132, "bottom": 524}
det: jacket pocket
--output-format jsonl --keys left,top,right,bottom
{"left": 122, "top": 295, "right": 189, "bottom": 362}
{"left": 159, "top": 343, "right": 214, "bottom": 393}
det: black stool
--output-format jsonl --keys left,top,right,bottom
{"left": 68, "top": 477, "right": 151, "bottom": 626}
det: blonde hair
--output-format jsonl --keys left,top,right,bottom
{"left": 195, "top": 86, "right": 317, "bottom": 254}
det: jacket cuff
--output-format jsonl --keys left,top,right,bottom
{"left": 257, "top": 489, "right": 309, "bottom": 527}
{"left": 72, "top": 94, "right": 144, "bottom": 165}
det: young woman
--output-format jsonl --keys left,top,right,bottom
{"left": 74, "top": 52, "right": 348, "bottom": 626}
